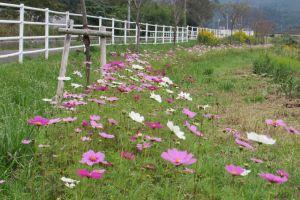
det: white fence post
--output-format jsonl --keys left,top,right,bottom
{"left": 176, "top": 27, "right": 179, "bottom": 43}
{"left": 19, "top": 4, "right": 24, "bottom": 63}
{"left": 186, "top": 26, "right": 189, "bottom": 42}
{"left": 154, "top": 24, "right": 157, "bottom": 44}
{"left": 135, "top": 24, "right": 138, "bottom": 44}
{"left": 66, "top": 11, "right": 70, "bottom": 27}
{"left": 98, "top": 17, "right": 102, "bottom": 45}
{"left": 181, "top": 27, "right": 184, "bottom": 42}
{"left": 145, "top": 23, "right": 148, "bottom": 43}
{"left": 124, "top": 20, "right": 127, "bottom": 44}
{"left": 169, "top": 26, "right": 172, "bottom": 43}
{"left": 162, "top": 25, "right": 165, "bottom": 44}
{"left": 45, "top": 8, "right": 49, "bottom": 59}
{"left": 111, "top": 18, "right": 115, "bottom": 44}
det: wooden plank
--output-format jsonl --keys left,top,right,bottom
{"left": 54, "top": 21, "right": 73, "bottom": 104}
{"left": 58, "top": 28, "right": 112, "bottom": 37}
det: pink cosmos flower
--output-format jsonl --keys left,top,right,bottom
{"left": 225, "top": 164, "right": 248, "bottom": 176}
{"left": 203, "top": 114, "right": 221, "bottom": 120}
{"left": 285, "top": 126, "right": 300, "bottom": 135}
{"left": 167, "top": 98, "right": 174, "bottom": 103}
{"left": 259, "top": 173, "right": 288, "bottom": 184}
{"left": 183, "top": 108, "right": 197, "bottom": 119}
{"left": 0, "top": 180, "right": 5, "bottom": 184}
{"left": 89, "top": 98, "right": 106, "bottom": 105}
{"left": 184, "top": 121, "right": 203, "bottom": 137}
{"left": 80, "top": 150, "right": 106, "bottom": 166}
{"left": 48, "top": 118, "right": 62, "bottom": 124}
{"left": 82, "top": 120, "right": 89, "bottom": 127}
{"left": 107, "top": 97, "right": 119, "bottom": 102}
{"left": 22, "top": 139, "right": 31, "bottom": 145}
{"left": 77, "top": 169, "right": 106, "bottom": 179}
{"left": 144, "top": 135, "right": 162, "bottom": 142}
{"left": 99, "top": 132, "right": 115, "bottom": 139}
{"left": 62, "top": 117, "right": 77, "bottom": 122}
{"left": 90, "top": 121, "right": 103, "bottom": 129}
{"left": 108, "top": 118, "right": 118, "bottom": 125}
{"left": 120, "top": 151, "right": 135, "bottom": 160}
{"left": 250, "top": 158, "right": 264, "bottom": 163}
{"left": 95, "top": 86, "right": 108, "bottom": 91}
{"left": 134, "top": 95, "right": 141, "bottom": 102}
{"left": 145, "top": 122, "right": 163, "bottom": 129}
{"left": 276, "top": 169, "right": 289, "bottom": 178}
{"left": 28, "top": 116, "right": 49, "bottom": 126}
{"left": 161, "top": 149, "right": 197, "bottom": 166}
{"left": 136, "top": 142, "right": 152, "bottom": 151}
{"left": 235, "top": 138, "right": 255, "bottom": 150}
{"left": 90, "top": 115, "right": 101, "bottom": 121}
{"left": 265, "top": 119, "right": 286, "bottom": 127}
{"left": 75, "top": 128, "right": 82, "bottom": 133}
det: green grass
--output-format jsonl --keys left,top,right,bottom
{"left": 0, "top": 43, "right": 299, "bottom": 199}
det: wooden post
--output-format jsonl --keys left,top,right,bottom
{"left": 54, "top": 21, "right": 73, "bottom": 104}
{"left": 45, "top": 8, "right": 49, "bottom": 59}
{"left": 100, "top": 26, "right": 107, "bottom": 68}
{"left": 19, "top": 4, "right": 24, "bottom": 63}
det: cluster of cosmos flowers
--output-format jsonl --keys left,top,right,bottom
{"left": 12, "top": 51, "right": 298, "bottom": 189}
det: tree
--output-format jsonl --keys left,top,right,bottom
{"left": 167, "top": 0, "right": 184, "bottom": 45}
{"left": 132, "top": 0, "right": 147, "bottom": 52}
{"left": 186, "top": 0, "right": 215, "bottom": 26}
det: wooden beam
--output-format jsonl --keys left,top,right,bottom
{"left": 58, "top": 28, "right": 112, "bottom": 37}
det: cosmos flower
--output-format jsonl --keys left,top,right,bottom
{"left": 177, "top": 92, "right": 192, "bottom": 101}
{"left": 259, "top": 172, "right": 288, "bottom": 184}
{"left": 184, "top": 121, "right": 203, "bottom": 137}
{"left": 90, "top": 115, "right": 101, "bottom": 121}
{"left": 145, "top": 122, "right": 163, "bottom": 129}
{"left": 62, "top": 117, "right": 77, "bottom": 122}
{"left": 225, "top": 164, "right": 251, "bottom": 176}
{"left": 284, "top": 126, "right": 300, "bottom": 135}
{"left": 167, "top": 121, "right": 186, "bottom": 140}
{"left": 108, "top": 118, "right": 118, "bottom": 125}
{"left": 73, "top": 70, "right": 83, "bottom": 77}
{"left": 90, "top": 121, "right": 103, "bottom": 129}
{"left": 203, "top": 113, "right": 221, "bottom": 120}
{"left": 265, "top": 119, "right": 286, "bottom": 127}
{"left": 22, "top": 139, "right": 31, "bottom": 145}
{"left": 250, "top": 158, "right": 264, "bottom": 163}
{"left": 161, "top": 149, "right": 196, "bottom": 166}
{"left": 58, "top": 77, "right": 71, "bottom": 81}
{"left": 247, "top": 132, "right": 276, "bottom": 145}
{"left": 61, "top": 177, "right": 79, "bottom": 188}
{"left": 132, "top": 64, "right": 144, "bottom": 70}
{"left": 144, "top": 135, "right": 162, "bottom": 142}
{"left": 80, "top": 150, "right": 106, "bottom": 166}
{"left": 28, "top": 116, "right": 49, "bottom": 126}
{"left": 99, "top": 132, "right": 115, "bottom": 139}
{"left": 183, "top": 108, "right": 197, "bottom": 119}
{"left": 150, "top": 92, "right": 162, "bottom": 103}
{"left": 136, "top": 142, "right": 152, "bottom": 151}
{"left": 0, "top": 180, "right": 5, "bottom": 184}
{"left": 106, "top": 97, "right": 119, "bottom": 102}
{"left": 129, "top": 111, "right": 145, "bottom": 123}
{"left": 48, "top": 118, "right": 61, "bottom": 124}
{"left": 166, "top": 108, "right": 176, "bottom": 115}
{"left": 81, "top": 136, "right": 91, "bottom": 142}
{"left": 120, "top": 151, "right": 135, "bottom": 160}
{"left": 71, "top": 83, "right": 83, "bottom": 89}
{"left": 77, "top": 169, "right": 106, "bottom": 179}
{"left": 235, "top": 138, "right": 255, "bottom": 150}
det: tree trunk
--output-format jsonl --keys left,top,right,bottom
{"left": 136, "top": 10, "right": 141, "bottom": 52}
{"left": 173, "top": 26, "right": 177, "bottom": 46}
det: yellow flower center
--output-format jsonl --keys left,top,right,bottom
{"left": 175, "top": 158, "right": 181, "bottom": 164}
{"left": 89, "top": 155, "right": 97, "bottom": 162}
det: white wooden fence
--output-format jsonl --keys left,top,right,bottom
{"left": 0, "top": 2, "right": 252, "bottom": 63}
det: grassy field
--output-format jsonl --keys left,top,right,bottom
{"left": 0, "top": 42, "right": 299, "bottom": 199}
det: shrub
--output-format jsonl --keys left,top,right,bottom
{"left": 231, "top": 31, "right": 255, "bottom": 44}
{"left": 197, "top": 30, "right": 219, "bottom": 45}
{"left": 253, "top": 54, "right": 300, "bottom": 98}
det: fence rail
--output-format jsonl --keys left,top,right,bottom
{"left": 0, "top": 2, "right": 254, "bottom": 63}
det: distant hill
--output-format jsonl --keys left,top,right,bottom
{"left": 219, "top": 0, "right": 300, "bottom": 32}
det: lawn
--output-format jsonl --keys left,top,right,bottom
{"left": 0, "top": 42, "right": 299, "bottom": 199}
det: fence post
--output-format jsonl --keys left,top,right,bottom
{"left": 98, "top": 17, "right": 102, "bottom": 45}
{"left": 45, "top": 8, "right": 49, "bottom": 59}
{"left": 19, "top": 4, "right": 24, "bottom": 63}
{"left": 186, "top": 26, "right": 189, "bottom": 42}
{"left": 111, "top": 18, "right": 115, "bottom": 44}
{"left": 169, "top": 26, "right": 172, "bottom": 43}
{"left": 66, "top": 11, "right": 70, "bottom": 27}
{"left": 100, "top": 26, "right": 107, "bottom": 67}
{"left": 124, "top": 21, "right": 127, "bottom": 44}
{"left": 181, "top": 27, "right": 184, "bottom": 42}
{"left": 176, "top": 27, "right": 179, "bottom": 43}
{"left": 162, "top": 25, "right": 165, "bottom": 44}
{"left": 135, "top": 24, "right": 138, "bottom": 44}
{"left": 145, "top": 23, "right": 148, "bottom": 43}
{"left": 154, "top": 24, "right": 157, "bottom": 44}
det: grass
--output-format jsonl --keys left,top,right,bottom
{"left": 0, "top": 43, "right": 299, "bottom": 199}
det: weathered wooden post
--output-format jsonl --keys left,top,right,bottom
{"left": 100, "top": 26, "right": 107, "bottom": 67}
{"left": 54, "top": 20, "right": 74, "bottom": 104}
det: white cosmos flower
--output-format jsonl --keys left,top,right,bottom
{"left": 150, "top": 92, "right": 162, "bottom": 103}
{"left": 161, "top": 77, "right": 173, "bottom": 85}
{"left": 167, "top": 121, "right": 186, "bottom": 140}
{"left": 198, "top": 104, "right": 211, "bottom": 110}
{"left": 42, "top": 98, "right": 52, "bottom": 102}
{"left": 73, "top": 71, "right": 83, "bottom": 78}
{"left": 61, "top": 177, "right": 79, "bottom": 189}
{"left": 166, "top": 89, "right": 174, "bottom": 94}
{"left": 130, "top": 76, "right": 140, "bottom": 82}
{"left": 177, "top": 91, "right": 192, "bottom": 101}
{"left": 125, "top": 68, "right": 133, "bottom": 72}
{"left": 247, "top": 132, "right": 276, "bottom": 145}
{"left": 241, "top": 170, "right": 251, "bottom": 176}
{"left": 166, "top": 108, "right": 176, "bottom": 115}
{"left": 71, "top": 83, "right": 83, "bottom": 88}
{"left": 58, "top": 77, "right": 71, "bottom": 81}
{"left": 129, "top": 111, "right": 145, "bottom": 123}
{"left": 97, "top": 79, "right": 106, "bottom": 84}
{"left": 132, "top": 64, "right": 144, "bottom": 70}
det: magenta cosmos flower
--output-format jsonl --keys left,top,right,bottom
{"left": 145, "top": 122, "right": 163, "bottom": 129}
{"left": 161, "top": 149, "right": 197, "bottom": 166}
{"left": 28, "top": 116, "right": 49, "bottom": 126}
{"left": 259, "top": 171, "right": 288, "bottom": 184}
{"left": 225, "top": 164, "right": 250, "bottom": 176}
{"left": 120, "top": 151, "right": 135, "bottom": 160}
{"left": 99, "top": 132, "right": 115, "bottom": 139}
{"left": 77, "top": 169, "right": 106, "bottom": 179}
{"left": 80, "top": 150, "right": 106, "bottom": 166}
{"left": 265, "top": 119, "right": 286, "bottom": 127}
{"left": 22, "top": 139, "right": 31, "bottom": 145}
{"left": 183, "top": 108, "right": 197, "bottom": 119}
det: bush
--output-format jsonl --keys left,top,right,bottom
{"left": 197, "top": 30, "right": 219, "bottom": 45}
{"left": 253, "top": 54, "right": 300, "bottom": 98}
{"left": 231, "top": 31, "right": 255, "bottom": 44}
